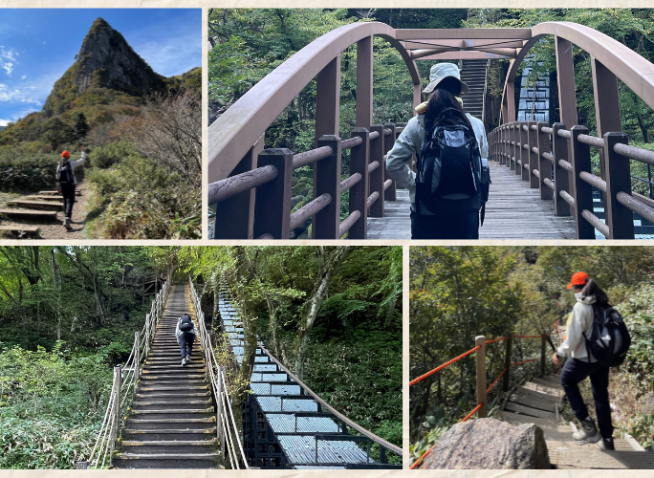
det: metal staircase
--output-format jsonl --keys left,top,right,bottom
{"left": 459, "top": 59, "right": 488, "bottom": 122}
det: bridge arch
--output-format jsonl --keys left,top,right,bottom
{"left": 208, "top": 21, "right": 422, "bottom": 184}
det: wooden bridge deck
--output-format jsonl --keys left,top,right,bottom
{"left": 502, "top": 372, "right": 654, "bottom": 469}
{"left": 366, "top": 162, "right": 577, "bottom": 240}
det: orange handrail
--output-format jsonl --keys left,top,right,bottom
{"left": 409, "top": 345, "right": 481, "bottom": 386}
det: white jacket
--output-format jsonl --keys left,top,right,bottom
{"left": 175, "top": 315, "right": 198, "bottom": 343}
{"left": 557, "top": 293, "right": 597, "bottom": 360}
{"left": 385, "top": 109, "right": 488, "bottom": 214}
{"left": 56, "top": 151, "right": 86, "bottom": 186}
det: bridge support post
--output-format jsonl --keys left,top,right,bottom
{"left": 513, "top": 123, "right": 521, "bottom": 175}
{"left": 356, "top": 36, "right": 373, "bottom": 128}
{"left": 604, "top": 132, "right": 634, "bottom": 239}
{"left": 527, "top": 121, "right": 538, "bottom": 188}
{"left": 537, "top": 122, "right": 552, "bottom": 200}
{"left": 570, "top": 126, "right": 596, "bottom": 239}
{"left": 315, "top": 57, "right": 341, "bottom": 145}
{"left": 502, "top": 335, "right": 512, "bottom": 393}
{"left": 254, "top": 148, "right": 293, "bottom": 239}
{"left": 520, "top": 123, "right": 529, "bottom": 181}
{"left": 384, "top": 123, "right": 397, "bottom": 201}
{"left": 552, "top": 123, "right": 571, "bottom": 216}
{"left": 369, "top": 125, "right": 385, "bottom": 218}
{"left": 314, "top": 135, "right": 341, "bottom": 238}
{"left": 475, "top": 336, "right": 487, "bottom": 418}
{"left": 349, "top": 128, "right": 370, "bottom": 239}
{"left": 213, "top": 135, "right": 264, "bottom": 239}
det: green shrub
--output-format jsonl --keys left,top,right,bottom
{"left": 0, "top": 151, "right": 60, "bottom": 192}
{"left": 90, "top": 141, "right": 137, "bottom": 169}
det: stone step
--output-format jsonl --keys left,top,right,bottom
{"left": 112, "top": 453, "right": 219, "bottom": 469}
{"left": 6, "top": 200, "right": 64, "bottom": 211}
{"left": 0, "top": 208, "right": 58, "bottom": 219}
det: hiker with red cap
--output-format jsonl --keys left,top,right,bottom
{"left": 56, "top": 147, "right": 86, "bottom": 230}
{"left": 552, "top": 271, "right": 615, "bottom": 451}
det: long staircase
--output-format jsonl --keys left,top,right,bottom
{"left": 217, "top": 284, "right": 402, "bottom": 469}
{"left": 113, "top": 284, "right": 219, "bottom": 469}
{"left": 459, "top": 59, "right": 488, "bottom": 121}
{"left": 502, "top": 372, "right": 654, "bottom": 469}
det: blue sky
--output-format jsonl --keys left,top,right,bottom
{"left": 0, "top": 9, "right": 201, "bottom": 126}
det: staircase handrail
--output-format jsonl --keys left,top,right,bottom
{"left": 188, "top": 276, "right": 249, "bottom": 469}
{"left": 86, "top": 267, "right": 173, "bottom": 469}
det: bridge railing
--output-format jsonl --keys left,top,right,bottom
{"left": 209, "top": 123, "right": 405, "bottom": 239}
{"left": 189, "top": 276, "right": 248, "bottom": 469}
{"left": 85, "top": 268, "right": 173, "bottom": 469}
{"left": 489, "top": 121, "right": 654, "bottom": 239}
{"left": 409, "top": 331, "right": 559, "bottom": 469}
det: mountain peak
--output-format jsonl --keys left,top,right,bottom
{"left": 42, "top": 18, "right": 166, "bottom": 115}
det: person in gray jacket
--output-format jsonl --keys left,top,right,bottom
{"left": 176, "top": 313, "right": 199, "bottom": 366}
{"left": 56, "top": 147, "right": 86, "bottom": 230}
{"left": 385, "top": 63, "right": 489, "bottom": 239}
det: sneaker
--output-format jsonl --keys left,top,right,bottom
{"left": 64, "top": 218, "right": 72, "bottom": 230}
{"left": 181, "top": 357, "right": 187, "bottom": 366}
{"left": 572, "top": 417, "right": 601, "bottom": 444}
{"left": 596, "top": 437, "right": 615, "bottom": 451}
{"left": 186, "top": 355, "right": 192, "bottom": 364}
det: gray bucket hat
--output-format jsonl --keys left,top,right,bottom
{"left": 423, "top": 63, "right": 469, "bottom": 96}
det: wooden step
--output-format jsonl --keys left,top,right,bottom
{"left": 0, "top": 225, "right": 40, "bottom": 236}
{"left": 25, "top": 195, "right": 65, "bottom": 202}
{"left": 40, "top": 190, "right": 81, "bottom": 196}
{"left": 0, "top": 208, "right": 58, "bottom": 219}
{"left": 6, "top": 200, "right": 63, "bottom": 211}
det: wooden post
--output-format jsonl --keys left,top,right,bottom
{"left": 527, "top": 121, "right": 538, "bottom": 188}
{"left": 502, "top": 335, "right": 512, "bottom": 393}
{"left": 520, "top": 123, "right": 530, "bottom": 181}
{"left": 475, "top": 335, "right": 488, "bottom": 418}
{"left": 134, "top": 332, "right": 140, "bottom": 381}
{"left": 369, "top": 125, "right": 385, "bottom": 218}
{"left": 541, "top": 335, "right": 546, "bottom": 376}
{"left": 253, "top": 148, "right": 294, "bottom": 239}
{"left": 110, "top": 365, "right": 122, "bottom": 457}
{"left": 383, "top": 122, "right": 396, "bottom": 201}
{"left": 212, "top": 134, "right": 264, "bottom": 239}
{"left": 144, "top": 313, "right": 150, "bottom": 359}
{"left": 314, "top": 135, "right": 341, "bottom": 238}
{"left": 348, "top": 127, "right": 370, "bottom": 239}
{"left": 552, "top": 123, "right": 571, "bottom": 216}
{"left": 217, "top": 365, "right": 224, "bottom": 458}
{"left": 537, "top": 122, "right": 552, "bottom": 199}
{"left": 570, "top": 125, "right": 595, "bottom": 239}
{"left": 315, "top": 57, "right": 341, "bottom": 146}
{"left": 356, "top": 36, "right": 373, "bottom": 128}
{"left": 603, "top": 132, "right": 634, "bottom": 239}
{"left": 514, "top": 123, "right": 521, "bottom": 175}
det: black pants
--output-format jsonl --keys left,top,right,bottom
{"left": 179, "top": 333, "right": 195, "bottom": 359}
{"left": 411, "top": 206, "right": 479, "bottom": 239}
{"left": 560, "top": 357, "right": 613, "bottom": 439}
{"left": 61, "top": 184, "right": 76, "bottom": 220}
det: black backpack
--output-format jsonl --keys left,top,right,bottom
{"left": 179, "top": 314, "right": 195, "bottom": 332}
{"left": 582, "top": 303, "right": 631, "bottom": 367}
{"left": 417, "top": 108, "right": 485, "bottom": 216}
{"left": 56, "top": 162, "right": 74, "bottom": 186}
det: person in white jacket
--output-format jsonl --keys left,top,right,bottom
{"left": 385, "top": 62, "right": 489, "bottom": 239}
{"left": 176, "top": 313, "right": 199, "bottom": 366}
{"left": 552, "top": 271, "right": 615, "bottom": 451}
{"left": 56, "top": 147, "right": 86, "bottom": 230}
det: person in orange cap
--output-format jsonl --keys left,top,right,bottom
{"left": 56, "top": 147, "right": 86, "bottom": 230}
{"left": 552, "top": 271, "right": 615, "bottom": 451}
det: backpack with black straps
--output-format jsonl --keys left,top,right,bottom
{"left": 417, "top": 108, "right": 487, "bottom": 219}
{"left": 179, "top": 314, "right": 195, "bottom": 332}
{"left": 56, "top": 162, "right": 74, "bottom": 186}
{"left": 582, "top": 303, "right": 631, "bottom": 367}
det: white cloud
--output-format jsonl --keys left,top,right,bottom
{"left": 21, "top": 75, "right": 26, "bottom": 80}
{"left": 0, "top": 82, "right": 43, "bottom": 105}
{"left": 0, "top": 46, "right": 17, "bottom": 77}
{"left": 2, "top": 63, "right": 13, "bottom": 76}
{"left": 0, "top": 119, "right": 10, "bottom": 127}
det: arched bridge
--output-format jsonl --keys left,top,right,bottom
{"left": 208, "top": 21, "right": 654, "bottom": 240}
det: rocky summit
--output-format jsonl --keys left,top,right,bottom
{"left": 43, "top": 18, "right": 167, "bottom": 115}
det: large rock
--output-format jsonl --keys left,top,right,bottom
{"left": 420, "top": 418, "right": 550, "bottom": 469}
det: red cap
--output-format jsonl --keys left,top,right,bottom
{"left": 61, "top": 151, "right": 70, "bottom": 159}
{"left": 567, "top": 271, "right": 589, "bottom": 289}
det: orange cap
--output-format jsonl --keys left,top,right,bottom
{"left": 567, "top": 271, "right": 589, "bottom": 289}
{"left": 61, "top": 151, "right": 70, "bottom": 159}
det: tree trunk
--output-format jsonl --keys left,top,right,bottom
{"left": 294, "top": 246, "right": 351, "bottom": 380}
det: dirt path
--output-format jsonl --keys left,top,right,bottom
{"left": 0, "top": 180, "right": 93, "bottom": 239}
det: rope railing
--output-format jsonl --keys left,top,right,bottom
{"left": 188, "top": 277, "right": 248, "bottom": 469}
{"left": 85, "top": 268, "right": 173, "bottom": 469}
{"left": 410, "top": 330, "right": 558, "bottom": 469}
{"left": 490, "top": 119, "right": 654, "bottom": 239}
{"left": 210, "top": 123, "right": 406, "bottom": 240}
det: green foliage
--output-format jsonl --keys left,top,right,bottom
{"left": 90, "top": 141, "right": 137, "bottom": 169}
{"left": 0, "top": 151, "right": 60, "bottom": 192}
{"left": 85, "top": 155, "right": 201, "bottom": 239}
